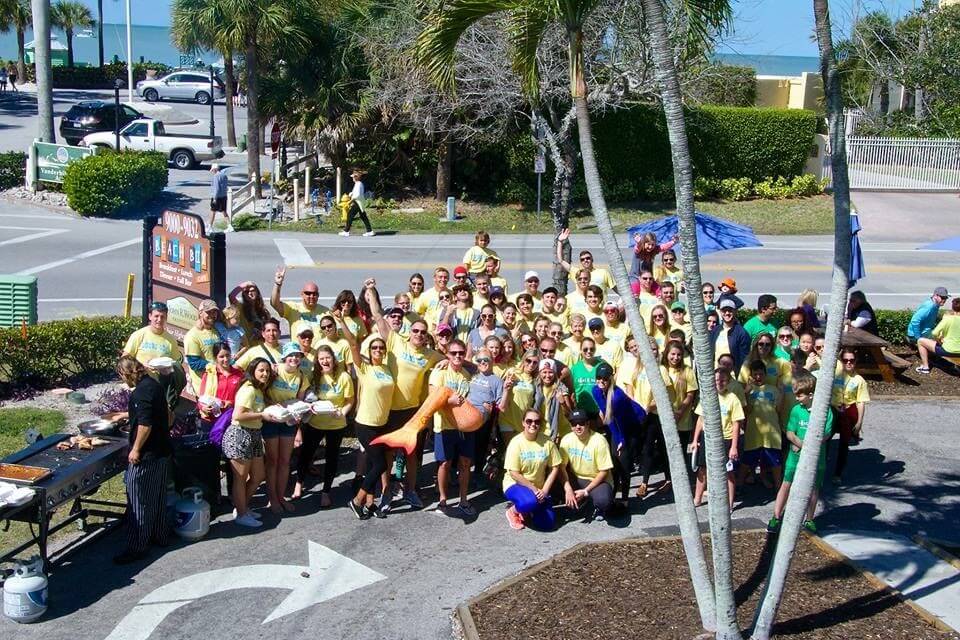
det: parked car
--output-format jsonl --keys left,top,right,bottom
{"left": 136, "top": 71, "right": 225, "bottom": 105}
{"left": 81, "top": 119, "right": 224, "bottom": 169}
{"left": 59, "top": 101, "right": 144, "bottom": 146}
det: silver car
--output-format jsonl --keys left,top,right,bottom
{"left": 136, "top": 71, "right": 225, "bottom": 105}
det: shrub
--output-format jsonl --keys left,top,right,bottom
{"left": 22, "top": 61, "right": 174, "bottom": 89}
{"left": 231, "top": 213, "right": 264, "bottom": 231}
{"left": 63, "top": 150, "right": 168, "bottom": 216}
{"left": 694, "top": 177, "right": 720, "bottom": 199}
{"left": 0, "top": 151, "right": 27, "bottom": 190}
{"left": 789, "top": 174, "right": 827, "bottom": 197}
{"left": 718, "top": 177, "right": 753, "bottom": 201}
{"left": 0, "top": 316, "right": 139, "bottom": 397}
{"left": 753, "top": 176, "right": 793, "bottom": 200}
{"left": 738, "top": 308, "right": 916, "bottom": 347}
{"left": 688, "top": 64, "right": 758, "bottom": 107}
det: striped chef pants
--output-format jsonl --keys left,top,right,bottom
{"left": 123, "top": 455, "right": 172, "bottom": 553}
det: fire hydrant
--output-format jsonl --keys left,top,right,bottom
{"left": 338, "top": 195, "right": 351, "bottom": 227}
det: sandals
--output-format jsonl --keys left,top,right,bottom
{"left": 636, "top": 483, "right": 648, "bottom": 498}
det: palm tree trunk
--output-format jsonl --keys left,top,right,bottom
{"left": 436, "top": 136, "right": 452, "bottom": 200}
{"left": 224, "top": 51, "right": 237, "bottom": 147}
{"left": 31, "top": 0, "right": 54, "bottom": 142}
{"left": 568, "top": 26, "right": 719, "bottom": 634}
{"left": 750, "top": 1, "right": 852, "bottom": 636}
{"left": 97, "top": 0, "right": 104, "bottom": 67}
{"left": 639, "top": 0, "right": 735, "bottom": 635}
{"left": 17, "top": 29, "right": 26, "bottom": 80}
{"left": 66, "top": 29, "right": 75, "bottom": 68}
{"left": 245, "top": 37, "right": 262, "bottom": 198}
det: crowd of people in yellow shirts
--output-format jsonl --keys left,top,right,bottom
{"left": 119, "top": 229, "right": 876, "bottom": 536}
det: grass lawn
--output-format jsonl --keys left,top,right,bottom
{"left": 0, "top": 408, "right": 125, "bottom": 556}
{"left": 272, "top": 194, "right": 834, "bottom": 236}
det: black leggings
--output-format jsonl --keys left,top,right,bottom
{"left": 355, "top": 422, "right": 389, "bottom": 495}
{"left": 472, "top": 409, "right": 500, "bottom": 477}
{"left": 344, "top": 201, "right": 372, "bottom": 232}
{"left": 297, "top": 426, "right": 345, "bottom": 493}
{"left": 639, "top": 414, "right": 670, "bottom": 484}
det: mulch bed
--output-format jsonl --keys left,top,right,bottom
{"left": 467, "top": 531, "right": 960, "bottom": 640}
{"left": 867, "top": 348, "right": 960, "bottom": 398}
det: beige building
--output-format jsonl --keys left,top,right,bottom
{"left": 755, "top": 72, "right": 823, "bottom": 111}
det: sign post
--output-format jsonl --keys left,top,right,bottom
{"left": 32, "top": 141, "right": 95, "bottom": 185}
{"left": 143, "top": 210, "right": 226, "bottom": 341}
{"left": 533, "top": 120, "right": 546, "bottom": 219}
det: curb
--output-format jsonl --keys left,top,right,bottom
{"left": 911, "top": 534, "right": 960, "bottom": 571}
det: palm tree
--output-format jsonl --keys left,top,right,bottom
{"left": 51, "top": 0, "right": 94, "bottom": 68}
{"left": 30, "top": 0, "right": 54, "bottom": 141}
{"left": 0, "top": 0, "right": 31, "bottom": 80}
{"left": 637, "top": 0, "right": 741, "bottom": 637}
{"left": 96, "top": 0, "right": 103, "bottom": 67}
{"left": 749, "top": 1, "right": 853, "bottom": 637}
{"left": 418, "top": 0, "right": 718, "bottom": 632}
{"left": 171, "top": 0, "right": 239, "bottom": 146}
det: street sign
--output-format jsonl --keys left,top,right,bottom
{"left": 270, "top": 122, "right": 282, "bottom": 158}
{"left": 33, "top": 141, "right": 94, "bottom": 184}
{"left": 534, "top": 154, "right": 546, "bottom": 174}
{"left": 144, "top": 211, "right": 225, "bottom": 342}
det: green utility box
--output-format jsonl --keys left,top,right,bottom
{"left": 0, "top": 275, "right": 39, "bottom": 327}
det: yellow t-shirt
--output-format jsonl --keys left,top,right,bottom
{"left": 308, "top": 369, "right": 354, "bottom": 430}
{"left": 745, "top": 383, "right": 782, "bottom": 450}
{"left": 738, "top": 357, "right": 789, "bottom": 390}
{"left": 714, "top": 328, "right": 731, "bottom": 365}
{"left": 501, "top": 370, "right": 536, "bottom": 431}
{"left": 315, "top": 336, "right": 353, "bottom": 367}
{"left": 666, "top": 365, "right": 699, "bottom": 432}
{"left": 559, "top": 431, "right": 613, "bottom": 483}
{"left": 539, "top": 382, "right": 572, "bottom": 437}
{"left": 562, "top": 336, "right": 584, "bottom": 362}
{"left": 270, "top": 365, "right": 307, "bottom": 404}
{"left": 232, "top": 382, "right": 265, "bottom": 430}
{"left": 234, "top": 342, "right": 282, "bottom": 371}
{"left": 831, "top": 372, "right": 871, "bottom": 407}
{"left": 554, "top": 342, "right": 577, "bottom": 367}
{"left": 631, "top": 364, "right": 673, "bottom": 413}
{"left": 502, "top": 434, "right": 562, "bottom": 492}
{"left": 726, "top": 378, "right": 748, "bottom": 409}
{"left": 387, "top": 332, "right": 443, "bottom": 410}
{"left": 595, "top": 339, "right": 623, "bottom": 369}
{"left": 123, "top": 327, "right": 182, "bottom": 365}
{"left": 280, "top": 301, "right": 330, "bottom": 332}
{"left": 462, "top": 246, "right": 500, "bottom": 274}
{"left": 428, "top": 367, "right": 472, "bottom": 432}
{"left": 602, "top": 320, "right": 630, "bottom": 345}
{"left": 615, "top": 354, "right": 640, "bottom": 392}
{"left": 414, "top": 287, "right": 446, "bottom": 316}
{"left": 542, "top": 308, "right": 570, "bottom": 333}
{"left": 183, "top": 326, "right": 221, "bottom": 388}
{"left": 355, "top": 361, "right": 395, "bottom": 427}
{"left": 566, "top": 290, "right": 588, "bottom": 315}
{"left": 490, "top": 276, "right": 508, "bottom": 293}
{"left": 654, "top": 264, "right": 683, "bottom": 288}
{"left": 695, "top": 389, "right": 745, "bottom": 439}
{"left": 567, "top": 267, "right": 615, "bottom": 292}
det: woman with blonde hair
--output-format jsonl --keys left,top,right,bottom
{"left": 648, "top": 303, "right": 672, "bottom": 350}
{"left": 796, "top": 289, "right": 821, "bottom": 329}
{"left": 662, "top": 340, "right": 698, "bottom": 465}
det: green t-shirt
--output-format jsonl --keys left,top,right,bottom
{"left": 743, "top": 314, "right": 778, "bottom": 341}
{"left": 571, "top": 359, "right": 601, "bottom": 415}
{"left": 785, "top": 402, "right": 834, "bottom": 470}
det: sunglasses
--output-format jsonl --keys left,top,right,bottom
{"left": 582, "top": 348, "right": 595, "bottom": 354}
{"left": 663, "top": 258, "right": 675, "bottom": 263}
{"left": 480, "top": 313, "right": 495, "bottom": 319}
{"left": 815, "top": 345, "right": 825, "bottom": 351}
{"left": 320, "top": 324, "right": 335, "bottom": 330}
{"left": 302, "top": 291, "right": 319, "bottom": 296}
{"left": 778, "top": 334, "right": 792, "bottom": 340}
{"left": 410, "top": 328, "right": 427, "bottom": 335}
{"left": 370, "top": 345, "right": 386, "bottom": 352}
{"left": 439, "top": 295, "right": 451, "bottom": 300}
{"left": 540, "top": 348, "right": 555, "bottom": 355}
{"left": 475, "top": 357, "right": 491, "bottom": 364}
{"left": 571, "top": 422, "right": 587, "bottom": 428}
{"left": 702, "top": 290, "right": 714, "bottom": 296}
{"left": 652, "top": 314, "right": 666, "bottom": 319}
{"left": 524, "top": 358, "right": 539, "bottom": 364}
{"left": 523, "top": 418, "right": 540, "bottom": 426}
{"left": 449, "top": 350, "right": 466, "bottom": 356}
{"left": 842, "top": 357, "right": 856, "bottom": 363}
{"left": 758, "top": 342, "right": 772, "bottom": 348}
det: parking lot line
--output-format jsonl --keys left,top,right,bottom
{"left": 16, "top": 237, "right": 141, "bottom": 276}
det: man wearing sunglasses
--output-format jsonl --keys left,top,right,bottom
{"left": 556, "top": 228, "right": 617, "bottom": 294}
{"left": 509, "top": 271, "right": 543, "bottom": 313}
{"left": 271, "top": 266, "right": 329, "bottom": 331}
{"left": 414, "top": 267, "right": 451, "bottom": 316}
{"left": 743, "top": 294, "right": 780, "bottom": 341}
{"left": 123, "top": 301, "right": 182, "bottom": 367}
{"left": 710, "top": 299, "right": 751, "bottom": 372}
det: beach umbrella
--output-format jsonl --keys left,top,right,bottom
{"left": 625, "top": 211, "right": 762, "bottom": 256}
{"left": 849, "top": 212, "right": 866, "bottom": 285}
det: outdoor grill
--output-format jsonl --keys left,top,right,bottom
{"left": 0, "top": 433, "right": 129, "bottom": 570}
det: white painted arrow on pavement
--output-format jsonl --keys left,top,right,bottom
{"left": 104, "top": 541, "right": 386, "bottom": 640}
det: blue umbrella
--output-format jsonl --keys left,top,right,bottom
{"left": 625, "top": 211, "right": 762, "bottom": 257}
{"left": 850, "top": 212, "right": 866, "bottom": 285}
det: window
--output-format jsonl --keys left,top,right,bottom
{"left": 164, "top": 74, "right": 181, "bottom": 83}
{"left": 125, "top": 122, "right": 148, "bottom": 137}
{"left": 122, "top": 105, "right": 140, "bottom": 118}
{"left": 185, "top": 75, "right": 208, "bottom": 84}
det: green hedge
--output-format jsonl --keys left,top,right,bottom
{"left": 0, "top": 152, "right": 26, "bottom": 190}
{"left": 0, "top": 316, "right": 139, "bottom": 396}
{"left": 738, "top": 309, "right": 915, "bottom": 347}
{"left": 490, "top": 104, "right": 819, "bottom": 205}
{"left": 63, "top": 150, "right": 168, "bottom": 216}
{"left": 21, "top": 61, "right": 173, "bottom": 89}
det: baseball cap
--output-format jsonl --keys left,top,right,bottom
{"left": 281, "top": 342, "right": 305, "bottom": 359}
{"left": 452, "top": 283, "right": 471, "bottom": 295}
{"left": 595, "top": 362, "right": 614, "bottom": 379}
{"left": 490, "top": 286, "right": 505, "bottom": 298}
{"left": 569, "top": 409, "right": 589, "bottom": 425}
{"left": 539, "top": 358, "right": 555, "bottom": 371}
{"left": 453, "top": 265, "right": 468, "bottom": 277}
{"left": 718, "top": 299, "right": 737, "bottom": 310}
{"left": 385, "top": 306, "right": 404, "bottom": 317}
{"left": 524, "top": 270, "right": 539, "bottom": 282}
{"left": 198, "top": 299, "right": 218, "bottom": 313}
{"left": 291, "top": 321, "right": 314, "bottom": 337}
{"left": 588, "top": 317, "right": 604, "bottom": 331}
{"left": 671, "top": 301, "right": 686, "bottom": 312}
{"left": 603, "top": 300, "right": 619, "bottom": 311}
{"left": 720, "top": 277, "right": 737, "bottom": 292}
{"left": 436, "top": 323, "right": 453, "bottom": 336}
{"left": 935, "top": 286, "right": 949, "bottom": 298}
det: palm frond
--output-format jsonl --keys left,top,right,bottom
{"left": 678, "top": 0, "right": 731, "bottom": 50}
{"left": 506, "top": 4, "right": 551, "bottom": 98}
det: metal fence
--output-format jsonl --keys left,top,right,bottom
{"left": 822, "top": 136, "right": 960, "bottom": 191}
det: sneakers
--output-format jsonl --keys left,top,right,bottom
{"left": 593, "top": 508, "right": 606, "bottom": 522}
{"left": 766, "top": 516, "right": 782, "bottom": 533}
{"left": 803, "top": 519, "right": 818, "bottom": 534}
{"left": 458, "top": 501, "right": 477, "bottom": 518}
{"left": 505, "top": 506, "right": 525, "bottom": 530}
{"left": 369, "top": 503, "right": 387, "bottom": 519}
{"left": 363, "top": 231, "right": 376, "bottom": 237}
{"left": 348, "top": 499, "right": 369, "bottom": 520}
{"left": 916, "top": 366, "right": 931, "bottom": 374}
{"left": 233, "top": 508, "right": 262, "bottom": 520}
{"left": 338, "top": 230, "right": 350, "bottom": 237}
{"left": 405, "top": 491, "right": 424, "bottom": 510}
{"left": 378, "top": 493, "right": 393, "bottom": 514}
{"left": 235, "top": 512, "right": 263, "bottom": 528}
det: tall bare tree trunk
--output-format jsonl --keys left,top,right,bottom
{"left": 436, "top": 137, "right": 452, "bottom": 201}
{"left": 31, "top": 0, "right": 54, "bottom": 142}
{"left": 750, "top": 1, "right": 853, "bottom": 636}
{"left": 224, "top": 52, "right": 237, "bottom": 148}
{"left": 245, "top": 37, "right": 262, "bottom": 197}
{"left": 97, "top": 0, "right": 103, "bottom": 67}
{"left": 65, "top": 29, "right": 74, "bottom": 67}
{"left": 640, "top": 0, "right": 739, "bottom": 635}
{"left": 17, "top": 29, "right": 26, "bottom": 80}
{"left": 569, "top": 22, "right": 718, "bottom": 633}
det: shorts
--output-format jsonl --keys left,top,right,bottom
{"left": 741, "top": 447, "right": 783, "bottom": 470}
{"left": 261, "top": 420, "right": 298, "bottom": 439}
{"left": 434, "top": 430, "right": 475, "bottom": 462}
{"left": 935, "top": 344, "right": 960, "bottom": 357}
{"left": 695, "top": 434, "right": 738, "bottom": 471}
{"left": 222, "top": 425, "right": 264, "bottom": 460}
{"left": 783, "top": 451, "right": 827, "bottom": 486}
{"left": 211, "top": 196, "right": 227, "bottom": 212}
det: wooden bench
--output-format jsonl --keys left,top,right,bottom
{"left": 840, "top": 326, "right": 900, "bottom": 382}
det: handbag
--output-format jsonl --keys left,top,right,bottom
{"left": 209, "top": 408, "right": 233, "bottom": 447}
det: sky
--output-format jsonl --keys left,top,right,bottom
{"left": 81, "top": 0, "right": 920, "bottom": 58}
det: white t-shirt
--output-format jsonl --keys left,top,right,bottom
{"left": 350, "top": 180, "right": 366, "bottom": 210}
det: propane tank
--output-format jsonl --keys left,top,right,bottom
{"left": 174, "top": 487, "right": 210, "bottom": 541}
{"left": 2, "top": 557, "right": 48, "bottom": 623}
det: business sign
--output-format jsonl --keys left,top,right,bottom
{"left": 146, "top": 210, "right": 225, "bottom": 341}
{"left": 34, "top": 141, "right": 95, "bottom": 183}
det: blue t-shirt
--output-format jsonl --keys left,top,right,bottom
{"left": 215, "top": 322, "right": 245, "bottom": 363}
{"left": 468, "top": 372, "right": 504, "bottom": 419}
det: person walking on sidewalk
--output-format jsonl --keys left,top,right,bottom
{"left": 209, "top": 164, "right": 229, "bottom": 229}
{"left": 340, "top": 169, "right": 374, "bottom": 237}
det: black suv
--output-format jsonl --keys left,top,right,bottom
{"left": 59, "top": 101, "right": 144, "bottom": 146}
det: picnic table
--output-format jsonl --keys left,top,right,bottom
{"left": 840, "top": 325, "right": 907, "bottom": 382}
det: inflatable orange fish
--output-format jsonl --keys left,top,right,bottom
{"left": 371, "top": 386, "right": 484, "bottom": 454}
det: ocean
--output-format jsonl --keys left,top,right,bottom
{"left": 0, "top": 24, "right": 820, "bottom": 76}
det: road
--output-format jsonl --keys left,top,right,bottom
{"left": 1, "top": 201, "right": 958, "bottom": 320}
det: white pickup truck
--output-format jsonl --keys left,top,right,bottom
{"left": 81, "top": 119, "right": 224, "bottom": 169}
